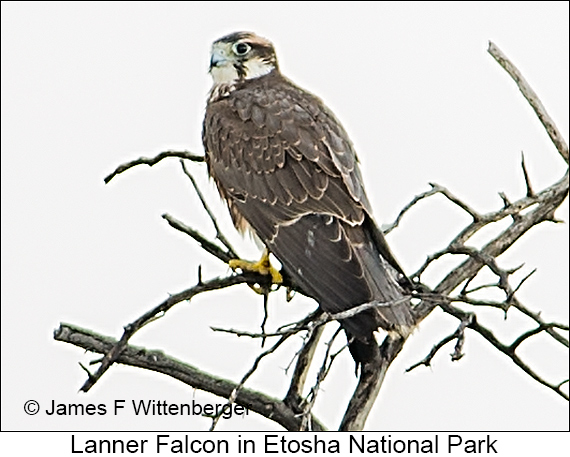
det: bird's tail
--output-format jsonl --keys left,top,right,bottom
{"left": 346, "top": 331, "right": 381, "bottom": 365}
{"left": 342, "top": 299, "right": 415, "bottom": 366}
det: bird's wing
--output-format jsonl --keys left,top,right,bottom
{"left": 204, "top": 72, "right": 411, "bottom": 337}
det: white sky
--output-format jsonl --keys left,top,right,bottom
{"left": 2, "top": 2, "right": 568, "bottom": 433}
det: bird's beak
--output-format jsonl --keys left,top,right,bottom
{"left": 209, "top": 48, "right": 228, "bottom": 70}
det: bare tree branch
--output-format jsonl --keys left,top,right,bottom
{"left": 54, "top": 323, "right": 325, "bottom": 431}
{"left": 299, "top": 327, "right": 344, "bottom": 431}
{"left": 406, "top": 333, "right": 457, "bottom": 372}
{"left": 340, "top": 335, "right": 406, "bottom": 431}
{"left": 209, "top": 328, "right": 294, "bottom": 431}
{"left": 520, "top": 152, "right": 535, "bottom": 197}
{"left": 283, "top": 325, "right": 325, "bottom": 413}
{"left": 382, "top": 185, "right": 442, "bottom": 235}
{"left": 104, "top": 150, "right": 205, "bottom": 184}
{"left": 179, "top": 160, "right": 238, "bottom": 258}
{"left": 69, "top": 271, "right": 275, "bottom": 393}
{"left": 438, "top": 302, "right": 569, "bottom": 401}
{"left": 488, "top": 41, "right": 569, "bottom": 164}
{"left": 509, "top": 323, "right": 569, "bottom": 353}
{"left": 162, "top": 213, "right": 234, "bottom": 264}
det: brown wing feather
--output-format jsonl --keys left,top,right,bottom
{"left": 203, "top": 71, "right": 412, "bottom": 346}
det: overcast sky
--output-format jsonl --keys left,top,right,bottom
{"left": 2, "top": 2, "right": 568, "bottom": 433}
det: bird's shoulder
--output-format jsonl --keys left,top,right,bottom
{"left": 207, "top": 71, "right": 333, "bottom": 129}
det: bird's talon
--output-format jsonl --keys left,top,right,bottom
{"left": 269, "top": 268, "right": 283, "bottom": 285}
{"left": 228, "top": 259, "right": 245, "bottom": 271}
{"left": 228, "top": 251, "right": 282, "bottom": 287}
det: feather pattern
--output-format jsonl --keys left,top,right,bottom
{"left": 204, "top": 54, "right": 413, "bottom": 363}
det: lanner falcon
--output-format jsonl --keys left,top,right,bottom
{"left": 203, "top": 32, "right": 414, "bottom": 365}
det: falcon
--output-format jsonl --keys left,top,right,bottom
{"left": 203, "top": 32, "right": 414, "bottom": 365}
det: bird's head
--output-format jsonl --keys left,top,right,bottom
{"left": 209, "top": 31, "right": 278, "bottom": 85}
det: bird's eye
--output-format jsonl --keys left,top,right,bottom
{"left": 233, "top": 42, "right": 251, "bottom": 56}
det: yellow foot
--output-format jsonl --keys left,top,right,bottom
{"left": 229, "top": 250, "right": 282, "bottom": 293}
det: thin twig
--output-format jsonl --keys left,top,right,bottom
{"left": 209, "top": 329, "right": 296, "bottom": 431}
{"left": 104, "top": 150, "right": 204, "bottom": 183}
{"left": 521, "top": 152, "right": 535, "bottom": 197}
{"left": 284, "top": 325, "right": 326, "bottom": 413}
{"left": 179, "top": 160, "right": 238, "bottom": 258}
{"left": 382, "top": 185, "right": 441, "bottom": 234}
{"left": 261, "top": 292, "right": 269, "bottom": 348}
{"left": 300, "top": 327, "right": 344, "bottom": 431}
{"left": 509, "top": 323, "right": 569, "bottom": 353}
{"left": 211, "top": 308, "right": 321, "bottom": 339}
{"left": 407, "top": 313, "right": 473, "bottom": 371}
{"left": 162, "top": 213, "right": 234, "bottom": 264}
{"left": 406, "top": 334, "right": 456, "bottom": 372}
{"left": 429, "top": 182, "right": 482, "bottom": 221}
{"left": 439, "top": 302, "right": 569, "bottom": 400}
